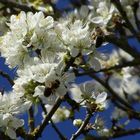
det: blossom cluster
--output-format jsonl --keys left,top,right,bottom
{"left": 0, "top": 0, "right": 139, "bottom": 139}
{"left": 0, "top": 9, "right": 108, "bottom": 139}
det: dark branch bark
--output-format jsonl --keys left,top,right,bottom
{"left": 0, "top": 0, "right": 39, "bottom": 13}
{"left": 70, "top": 111, "right": 92, "bottom": 140}
{"left": 51, "top": 120, "right": 67, "bottom": 140}
{"left": 28, "top": 107, "right": 35, "bottom": 133}
{"left": 77, "top": 58, "right": 140, "bottom": 76}
{"left": 87, "top": 128, "right": 140, "bottom": 140}
{"left": 0, "top": 70, "right": 14, "bottom": 86}
{"left": 104, "top": 35, "right": 140, "bottom": 58}
{"left": 111, "top": 0, "right": 140, "bottom": 42}
{"left": 34, "top": 97, "right": 62, "bottom": 139}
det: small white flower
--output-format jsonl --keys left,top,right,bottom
{"left": 56, "top": 19, "right": 92, "bottom": 57}
{"left": 91, "top": 1, "right": 116, "bottom": 26}
{"left": 73, "top": 119, "right": 83, "bottom": 127}
{"left": 0, "top": 92, "right": 31, "bottom": 139}
{"left": 43, "top": 105, "right": 70, "bottom": 123}
{"left": 70, "top": 81, "right": 107, "bottom": 109}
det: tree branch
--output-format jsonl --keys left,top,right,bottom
{"left": 104, "top": 35, "right": 140, "bottom": 58}
{"left": 77, "top": 58, "right": 140, "bottom": 76}
{"left": 70, "top": 111, "right": 92, "bottom": 140}
{"left": 81, "top": 66, "right": 140, "bottom": 121}
{"left": 87, "top": 128, "right": 140, "bottom": 140}
{"left": 0, "top": 0, "right": 39, "bottom": 13}
{"left": 0, "top": 70, "right": 14, "bottom": 86}
{"left": 111, "top": 0, "right": 140, "bottom": 42}
{"left": 28, "top": 107, "right": 35, "bottom": 133}
{"left": 34, "top": 97, "right": 63, "bottom": 139}
{"left": 51, "top": 120, "right": 67, "bottom": 140}
{"left": 39, "top": 98, "right": 67, "bottom": 140}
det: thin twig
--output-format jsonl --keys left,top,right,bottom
{"left": 77, "top": 58, "right": 140, "bottom": 76}
{"left": 80, "top": 67, "right": 133, "bottom": 109}
{"left": 34, "top": 97, "right": 62, "bottom": 139}
{"left": 0, "top": 70, "right": 14, "bottom": 86}
{"left": 87, "top": 128, "right": 140, "bottom": 140}
{"left": 51, "top": 120, "right": 67, "bottom": 140}
{"left": 70, "top": 111, "right": 92, "bottom": 140}
{"left": 0, "top": 0, "right": 39, "bottom": 13}
{"left": 39, "top": 98, "right": 67, "bottom": 140}
{"left": 80, "top": 67, "right": 140, "bottom": 121}
{"left": 28, "top": 107, "right": 35, "bottom": 133}
{"left": 111, "top": 0, "right": 140, "bottom": 42}
{"left": 104, "top": 35, "right": 140, "bottom": 58}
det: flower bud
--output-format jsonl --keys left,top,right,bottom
{"left": 73, "top": 119, "right": 83, "bottom": 127}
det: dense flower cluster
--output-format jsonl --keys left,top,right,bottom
{"left": 0, "top": 10, "right": 108, "bottom": 139}
{"left": 0, "top": 0, "right": 140, "bottom": 139}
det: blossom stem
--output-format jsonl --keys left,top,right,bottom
{"left": 70, "top": 110, "right": 92, "bottom": 140}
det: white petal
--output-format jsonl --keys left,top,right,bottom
{"left": 11, "top": 118, "right": 24, "bottom": 129}
{"left": 91, "top": 16, "right": 104, "bottom": 24}
{"left": 70, "top": 48, "right": 79, "bottom": 57}
{"left": 96, "top": 92, "right": 107, "bottom": 104}
{"left": 6, "top": 127, "right": 16, "bottom": 140}
{"left": 89, "top": 57, "right": 101, "bottom": 71}
{"left": 79, "top": 5, "right": 89, "bottom": 18}
{"left": 34, "top": 86, "right": 45, "bottom": 97}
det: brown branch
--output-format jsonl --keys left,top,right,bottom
{"left": 0, "top": 70, "right": 14, "bottom": 86}
{"left": 104, "top": 35, "right": 140, "bottom": 58}
{"left": 77, "top": 58, "right": 140, "bottom": 76}
{"left": 51, "top": 120, "right": 67, "bottom": 140}
{"left": 39, "top": 98, "right": 67, "bottom": 140}
{"left": 80, "top": 67, "right": 140, "bottom": 121}
{"left": 80, "top": 66, "right": 133, "bottom": 109}
{"left": 70, "top": 111, "right": 92, "bottom": 140}
{"left": 28, "top": 107, "right": 35, "bottom": 133}
{"left": 87, "top": 128, "right": 140, "bottom": 140}
{"left": 0, "top": 0, "right": 39, "bottom": 13}
{"left": 34, "top": 97, "right": 62, "bottom": 139}
{"left": 132, "top": 2, "right": 140, "bottom": 31}
{"left": 111, "top": 0, "right": 140, "bottom": 42}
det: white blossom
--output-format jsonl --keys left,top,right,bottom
{"left": 91, "top": 1, "right": 116, "bottom": 26}
{"left": 55, "top": 19, "right": 92, "bottom": 57}
{"left": 42, "top": 105, "right": 70, "bottom": 123}
{"left": 0, "top": 92, "right": 31, "bottom": 139}
{"left": 69, "top": 81, "right": 108, "bottom": 110}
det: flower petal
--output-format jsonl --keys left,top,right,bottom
{"left": 96, "top": 92, "right": 107, "bottom": 104}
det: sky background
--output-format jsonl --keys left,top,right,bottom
{"left": 0, "top": 0, "right": 140, "bottom": 140}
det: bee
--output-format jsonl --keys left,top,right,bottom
{"left": 44, "top": 80, "right": 60, "bottom": 97}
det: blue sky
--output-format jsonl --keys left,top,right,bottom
{"left": 0, "top": 0, "right": 140, "bottom": 140}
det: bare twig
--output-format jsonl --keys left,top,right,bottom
{"left": 104, "top": 35, "right": 140, "bottom": 58}
{"left": 70, "top": 111, "right": 92, "bottom": 140}
{"left": 34, "top": 97, "right": 62, "bottom": 139}
{"left": 39, "top": 98, "right": 67, "bottom": 140}
{"left": 28, "top": 107, "right": 35, "bottom": 133}
{"left": 0, "top": 0, "right": 39, "bottom": 13}
{"left": 0, "top": 70, "right": 14, "bottom": 86}
{"left": 111, "top": 0, "right": 140, "bottom": 42}
{"left": 51, "top": 120, "right": 67, "bottom": 140}
{"left": 77, "top": 58, "right": 140, "bottom": 76}
{"left": 87, "top": 128, "right": 140, "bottom": 140}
